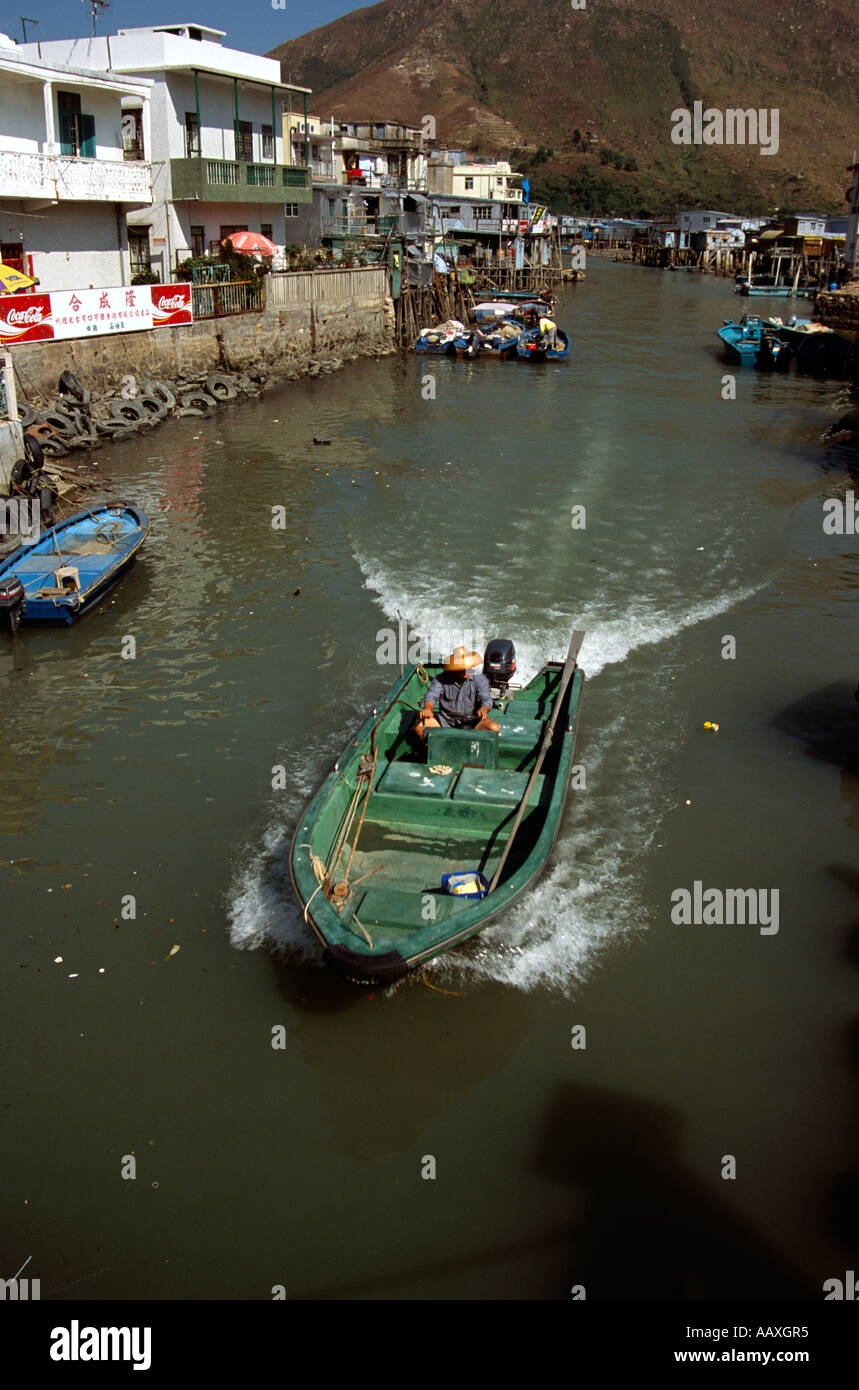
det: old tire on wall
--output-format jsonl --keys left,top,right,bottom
{"left": 143, "top": 380, "right": 177, "bottom": 412}
{"left": 205, "top": 374, "right": 238, "bottom": 401}
{"left": 179, "top": 391, "right": 216, "bottom": 413}
{"left": 109, "top": 399, "right": 149, "bottom": 425}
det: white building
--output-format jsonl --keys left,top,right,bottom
{"left": 0, "top": 37, "right": 153, "bottom": 291}
{"left": 428, "top": 153, "right": 523, "bottom": 204}
{"left": 19, "top": 23, "right": 312, "bottom": 280}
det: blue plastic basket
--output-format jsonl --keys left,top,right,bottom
{"left": 441, "top": 871, "right": 489, "bottom": 900}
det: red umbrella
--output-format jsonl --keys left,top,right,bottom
{"left": 222, "top": 231, "right": 277, "bottom": 256}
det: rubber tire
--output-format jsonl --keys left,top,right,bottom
{"left": 39, "top": 435, "right": 69, "bottom": 457}
{"left": 109, "top": 399, "right": 148, "bottom": 424}
{"left": 23, "top": 434, "right": 44, "bottom": 468}
{"left": 17, "top": 404, "right": 37, "bottom": 428}
{"left": 62, "top": 404, "right": 92, "bottom": 435}
{"left": 37, "top": 409, "right": 78, "bottom": 438}
{"left": 58, "top": 369, "right": 88, "bottom": 403}
{"left": 179, "top": 391, "right": 216, "bottom": 412}
{"left": 10, "top": 458, "right": 34, "bottom": 488}
{"left": 137, "top": 393, "right": 168, "bottom": 421}
{"left": 103, "top": 428, "right": 135, "bottom": 443}
{"left": 206, "top": 373, "right": 238, "bottom": 401}
{"left": 143, "top": 380, "right": 177, "bottom": 411}
{"left": 174, "top": 407, "right": 206, "bottom": 418}
{"left": 102, "top": 418, "right": 141, "bottom": 434}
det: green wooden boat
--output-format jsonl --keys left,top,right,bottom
{"left": 290, "top": 631, "right": 586, "bottom": 985}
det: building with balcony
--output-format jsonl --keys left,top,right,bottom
{"left": 19, "top": 23, "right": 312, "bottom": 278}
{"left": 0, "top": 38, "right": 153, "bottom": 290}
{"left": 427, "top": 153, "right": 523, "bottom": 204}
{"left": 283, "top": 112, "right": 427, "bottom": 193}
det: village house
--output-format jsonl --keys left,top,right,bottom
{"left": 18, "top": 23, "right": 312, "bottom": 280}
{"left": 0, "top": 35, "right": 153, "bottom": 291}
{"left": 427, "top": 152, "right": 523, "bottom": 204}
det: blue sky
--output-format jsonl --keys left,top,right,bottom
{"left": 0, "top": 0, "right": 362, "bottom": 53}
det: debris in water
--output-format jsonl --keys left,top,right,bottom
{"left": 163, "top": 944, "right": 180, "bottom": 961}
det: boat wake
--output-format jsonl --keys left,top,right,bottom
{"left": 227, "top": 545, "right": 767, "bottom": 994}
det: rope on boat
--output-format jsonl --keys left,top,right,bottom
{"left": 339, "top": 748, "right": 378, "bottom": 888}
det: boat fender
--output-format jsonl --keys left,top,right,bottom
{"left": 57, "top": 369, "right": 89, "bottom": 404}
{"left": 205, "top": 374, "right": 238, "bottom": 401}
{"left": 179, "top": 391, "right": 216, "bottom": 413}
{"left": 22, "top": 433, "right": 44, "bottom": 468}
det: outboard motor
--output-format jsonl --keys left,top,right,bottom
{"left": 484, "top": 638, "right": 516, "bottom": 691}
{"left": 0, "top": 574, "right": 25, "bottom": 634}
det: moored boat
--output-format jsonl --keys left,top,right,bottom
{"left": 290, "top": 631, "right": 586, "bottom": 985}
{"left": 516, "top": 327, "right": 570, "bottom": 361}
{"left": 716, "top": 314, "right": 766, "bottom": 364}
{"left": 454, "top": 319, "right": 523, "bottom": 358}
{"left": 414, "top": 319, "right": 465, "bottom": 353}
{"left": 0, "top": 503, "right": 149, "bottom": 630}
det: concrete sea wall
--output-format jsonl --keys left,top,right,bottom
{"left": 10, "top": 284, "right": 396, "bottom": 401}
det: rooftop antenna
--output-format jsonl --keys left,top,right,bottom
{"left": 19, "top": 16, "right": 40, "bottom": 41}
{"left": 81, "top": 0, "right": 110, "bottom": 37}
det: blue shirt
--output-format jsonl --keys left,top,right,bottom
{"left": 425, "top": 669, "right": 492, "bottom": 726}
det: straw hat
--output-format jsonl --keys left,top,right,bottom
{"left": 444, "top": 645, "right": 481, "bottom": 672}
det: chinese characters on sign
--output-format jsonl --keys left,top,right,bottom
{"left": 0, "top": 285, "right": 193, "bottom": 344}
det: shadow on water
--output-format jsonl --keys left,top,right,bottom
{"left": 532, "top": 1083, "right": 813, "bottom": 1299}
{"left": 825, "top": 863, "right": 859, "bottom": 1258}
{"left": 293, "top": 1080, "right": 813, "bottom": 1299}
{"left": 774, "top": 686, "right": 859, "bottom": 1260}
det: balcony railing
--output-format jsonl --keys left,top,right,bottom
{"left": 190, "top": 280, "right": 262, "bottom": 319}
{"left": 0, "top": 149, "right": 152, "bottom": 203}
{"left": 171, "top": 158, "right": 311, "bottom": 203}
{"left": 206, "top": 160, "right": 239, "bottom": 186}
{"left": 321, "top": 215, "right": 402, "bottom": 238}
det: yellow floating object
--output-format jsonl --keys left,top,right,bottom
{"left": 703, "top": 721, "right": 720, "bottom": 732}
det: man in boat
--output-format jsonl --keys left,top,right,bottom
{"left": 415, "top": 646, "right": 500, "bottom": 742}
{"left": 539, "top": 313, "right": 558, "bottom": 349}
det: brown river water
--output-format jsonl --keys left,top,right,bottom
{"left": 1, "top": 259, "right": 857, "bottom": 1299}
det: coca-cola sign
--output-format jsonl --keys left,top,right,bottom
{"left": 0, "top": 294, "right": 53, "bottom": 343}
{"left": 150, "top": 283, "right": 192, "bottom": 328}
{"left": 0, "top": 283, "right": 193, "bottom": 344}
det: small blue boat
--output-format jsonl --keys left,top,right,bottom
{"left": 0, "top": 503, "right": 149, "bottom": 631}
{"left": 516, "top": 327, "right": 570, "bottom": 361}
{"left": 717, "top": 314, "right": 766, "bottom": 364}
